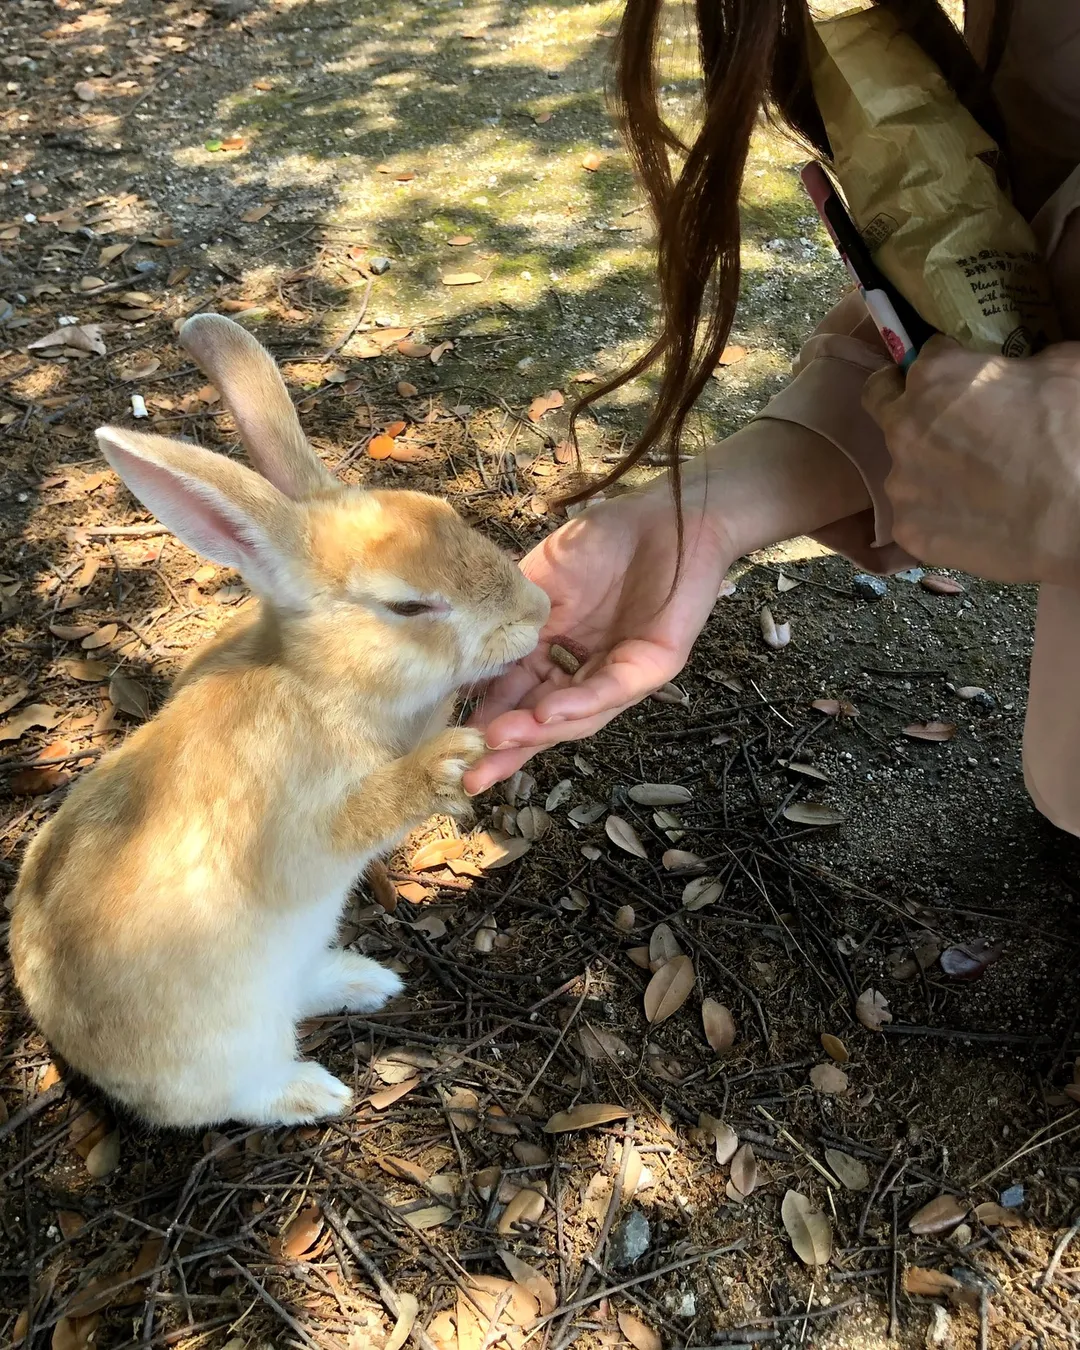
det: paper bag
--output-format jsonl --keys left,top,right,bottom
{"left": 809, "top": 5, "right": 1059, "bottom": 355}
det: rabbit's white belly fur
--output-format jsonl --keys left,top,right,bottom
{"left": 103, "top": 857, "right": 400, "bottom": 1127}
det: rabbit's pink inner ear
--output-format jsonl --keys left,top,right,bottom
{"left": 103, "top": 446, "right": 259, "bottom": 574}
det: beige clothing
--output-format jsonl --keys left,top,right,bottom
{"left": 756, "top": 0, "right": 1080, "bottom": 837}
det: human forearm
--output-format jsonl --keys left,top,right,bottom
{"left": 641, "top": 418, "right": 872, "bottom": 559}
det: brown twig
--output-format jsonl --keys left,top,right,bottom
{"left": 524, "top": 1242, "right": 747, "bottom": 1342}
{"left": 321, "top": 1204, "right": 443, "bottom": 1350}
{"left": 1041, "top": 1215, "right": 1080, "bottom": 1291}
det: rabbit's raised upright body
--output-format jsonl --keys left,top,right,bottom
{"left": 9, "top": 315, "right": 549, "bottom": 1129}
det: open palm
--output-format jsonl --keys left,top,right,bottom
{"left": 464, "top": 489, "right": 736, "bottom": 793}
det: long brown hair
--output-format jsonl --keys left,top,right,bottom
{"left": 568, "top": 0, "right": 1011, "bottom": 518}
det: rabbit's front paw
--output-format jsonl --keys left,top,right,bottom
{"left": 415, "top": 727, "right": 486, "bottom": 817}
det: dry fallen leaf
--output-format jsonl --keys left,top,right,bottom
{"left": 81, "top": 623, "right": 118, "bottom": 651}
{"left": 699, "top": 1112, "right": 739, "bottom": 1165}
{"left": 517, "top": 804, "right": 551, "bottom": 841}
{"left": 467, "top": 1274, "right": 540, "bottom": 1329}
{"left": 783, "top": 802, "right": 845, "bottom": 827}
{"left": 760, "top": 605, "right": 791, "bottom": 649}
{"left": 474, "top": 831, "right": 532, "bottom": 869}
{"left": 29, "top": 324, "right": 107, "bottom": 357}
{"left": 52, "top": 1315, "right": 100, "bottom": 1350}
{"left": 909, "top": 1194, "right": 969, "bottom": 1235}
{"left": 644, "top": 954, "right": 695, "bottom": 1024}
{"left": 241, "top": 203, "right": 276, "bottom": 223}
{"left": 119, "top": 358, "right": 160, "bottom": 382}
{"left": 921, "top": 573, "right": 965, "bottom": 595}
{"left": 605, "top": 815, "right": 647, "bottom": 859}
{"left": 616, "top": 1312, "right": 660, "bottom": 1350}
{"left": 855, "top": 988, "right": 892, "bottom": 1031}
{"left": 581, "top": 151, "right": 603, "bottom": 171}
{"left": 940, "top": 939, "right": 1002, "bottom": 980}
{"left": 661, "top": 848, "right": 705, "bottom": 871}
{"left": 397, "top": 380, "right": 418, "bottom": 397}
{"left": 11, "top": 767, "right": 69, "bottom": 796}
{"left": 497, "top": 1187, "right": 545, "bottom": 1235}
{"left": 377, "top": 1155, "right": 429, "bottom": 1184}
{"left": 781, "top": 759, "right": 830, "bottom": 782}
{"left": 648, "top": 923, "right": 681, "bottom": 968}
{"left": 443, "top": 271, "right": 484, "bottom": 286}
{"left": 109, "top": 674, "right": 150, "bottom": 720}
{"left": 0, "top": 681, "right": 29, "bottom": 716}
{"left": 527, "top": 389, "right": 565, "bottom": 422}
{"left": 782, "top": 1190, "right": 833, "bottom": 1265}
{"left": 444, "top": 1087, "right": 480, "bottom": 1132}
{"left": 904, "top": 1267, "right": 963, "bottom": 1297}
{"left": 628, "top": 783, "right": 692, "bottom": 806}
{"left": 810, "top": 1063, "right": 849, "bottom": 1094}
{"left": 428, "top": 1310, "right": 457, "bottom": 1350}
{"left": 971, "top": 1201, "right": 1022, "bottom": 1228}
{"left": 614, "top": 904, "right": 636, "bottom": 932}
{"left": 702, "top": 999, "right": 736, "bottom": 1053}
{"left": 903, "top": 721, "right": 956, "bottom": 742}
{"left": 682, "top": 876, "right": 723, "bottom": 910}
{"left": 820, "top": 1033, "right": 849, "bottom": 1063}
{"left": 85, "top": 1131, "right": 120, "bottom": 1179}
{"left": 578, "top": 1024, "right": 634, "bottom": 1064}
{"left": 60, "top": 659, "right": 109, "bottom": 683}
{"left": 49, "top": 624, "right": 94, "bottom": 642}
{"left": 543, "top": 1103, "right": 629, "bottom": 1133}
{"left": 627, "top": 946, "right": 651, "bottom": 969}
{"left": 402, "top": 1203, "right": 453, "bottom": 1231}
{"left": 280, "top": 1205, "right": 323, "bottom": 1259}
{"left": 729, "top": 1142, "right": 758, "bottom": 1197}
{"left": 0, "top": 703, "right": 61, "bottom": 742}
{"left": 367, "top": 433, "right": 396, "bottom": 460}
{"left": 650, "top": 681, "right": 689, "bottom": 706}
{"left": 411, "top": 838, "right": 466, "bottom": 870}
{"left": 825, "top": 1149, "right": 870, "bottom": 1191}
{"left": 384, "top": 1293, "right": 420, "bottom": 1350}
{"left": 534, "top": 110, "right": 553, "bottom": 125}
{"left": 499, "top": 1252, "right": 558, "bottom": 1315}
{"left": 70, "top": 1109, "right": 109, "bottom": 1160}
{"left": 368, "top": 1077, "right": 421, "bottom": 1110}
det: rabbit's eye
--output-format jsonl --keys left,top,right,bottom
{"left": 387, "top": 600, "right": 435, "bottom": 617}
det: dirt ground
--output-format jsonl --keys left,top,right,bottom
{"left": 2, "top": 1, "right": 1080, "bottom": 1349}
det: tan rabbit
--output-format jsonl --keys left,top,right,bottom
{"left": 9, "top": 314, "right": 549, "bottom": 1129}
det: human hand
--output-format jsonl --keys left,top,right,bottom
{"left": 462, "top": 486, "right": 736, "bottom": 793}
{"left": 864, "top": 337, "right": 1080, "bottom": 585}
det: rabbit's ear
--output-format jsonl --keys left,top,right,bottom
{"left": 96, "top": 427, "right": 313, "bottom": 607}
{"left": 177, "top": 314, "right": 337, "bottom": 501}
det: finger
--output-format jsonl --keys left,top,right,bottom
{"left": 469, "top": 705, "right": 635, "bottom": 791}
{"left": 861, "top": 364, "right": 905, "bottom": 426}
{"left": 531, "top": 641, "right": 677, "bottom": 724}
{"left": 482, "top": 705, "right": 573, "bottom": 751}
{"left": 917, "top": 334, "right": 963, "bottom": 363}
{"left": 463, "top": 745, "right": 537, "bottom": 796}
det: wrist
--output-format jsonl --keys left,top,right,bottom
{"left": 639, "top": 419, "right": 872, "bottom": 560}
